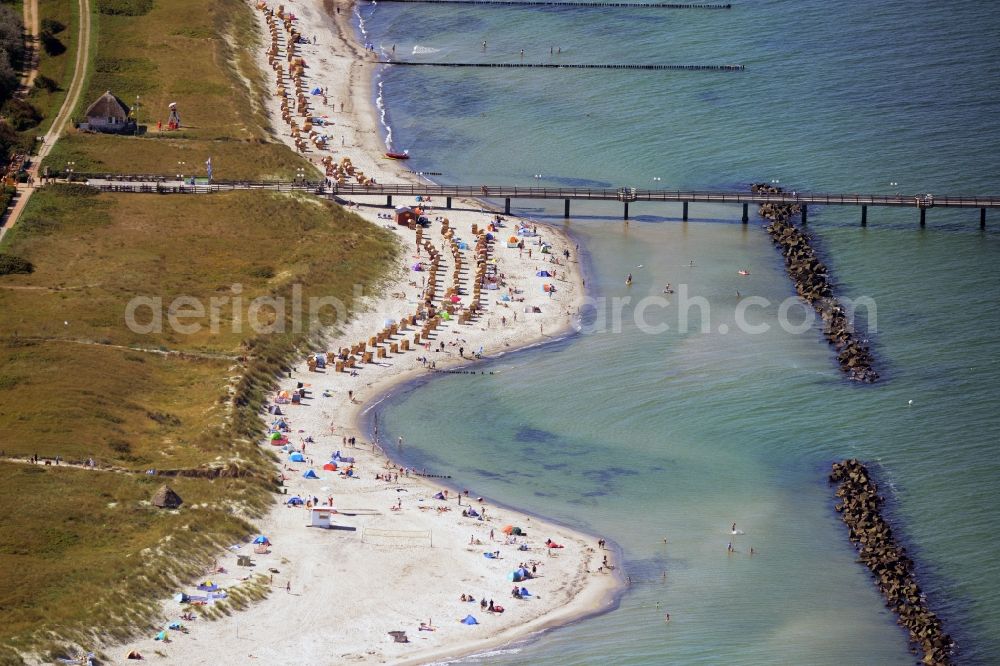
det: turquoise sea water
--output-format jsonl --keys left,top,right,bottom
{"left": 356, "top": 1, "right": 1000, "bottom": 663}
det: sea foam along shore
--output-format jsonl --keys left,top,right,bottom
{"left": 104, "top": 1, "right": 620, "bottom": 664}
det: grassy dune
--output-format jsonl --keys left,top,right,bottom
{"left": 0, "top": 184, "right": 398, "bottom": 468}
{"left": 0, "top": 189, "right": 396, "bottom": 660}
{"left": 42, "top": 0, "right": 311, "bottom": 179}
{"left": 0, "top": 0, "right": 396, "bottom": 657}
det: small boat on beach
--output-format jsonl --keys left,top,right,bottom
{"left": 385, "top": 151, "right": 409, "bottom": 160}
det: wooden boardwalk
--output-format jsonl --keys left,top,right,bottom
{"left": 378, "top": 0, "right": 731, "bottom": 7}
{"left": 80, "top": 178, "right": 1000, "bottom": 227}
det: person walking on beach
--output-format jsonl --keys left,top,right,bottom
{"left": 286, "top": 581, "right": 291, "bottom": 593}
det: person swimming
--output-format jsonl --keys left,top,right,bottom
{"left": 626, "top": 272, "right": 633, "bottom": 286}
{"left": 663, "top": 283, "right": 673, "bottom": 294}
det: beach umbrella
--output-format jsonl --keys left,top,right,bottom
{"left": 253, "top": 535, "right": 270, "bottom": 544}
{"left": 450, "top": 295, "right": 461, "bottom": 303}
{"left": 501, "top": 525, "right": 514, "bottom": 535}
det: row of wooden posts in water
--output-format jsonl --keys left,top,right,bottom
{"left": 830, "top": 460, "right": 953, "bottom": 664}
{"left": 306, "top": 219, "right": 496, "bottom": 373}
{"left": 753, "top": 183, "right": 879, "bottom": 383}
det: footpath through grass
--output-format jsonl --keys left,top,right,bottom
{"left": 41, "top": 0, "right": 311, "bottom": 179}
{"left": 0, "top": 183, "right": 398, "bottom": 660}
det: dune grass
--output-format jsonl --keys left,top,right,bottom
{"left": 0, "top": 0, "right": 400, "bottom": 657}
{"left": 0, "top": 463, "right": 265, "bottom": 657}
{"left": 0, "top": 184, "right": 398, "bottom": 660}
{"left": 41, "top": 0, "right": 312, "bottom": 179}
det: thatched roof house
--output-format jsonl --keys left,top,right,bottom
{"left": 80, "top": 90, "right": 135, "bottom": 133}
{"left": 151, "top": 484, "right": 183, "bottom": 509}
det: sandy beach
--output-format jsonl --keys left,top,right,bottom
{"left": 106, "top": 1, "right": 620, "bottom": 663}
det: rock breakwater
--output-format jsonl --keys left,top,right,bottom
{"left": 752, "top": 183, "right": 879, "bottom": 382}
{"left": 830, "top": 459, "right": 953, "bottom": 665}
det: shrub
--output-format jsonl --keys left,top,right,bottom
{"left": 41, "top": 18, "right": 67, "bottom": 35}
{"left": 1, "top": 98, "right": 42, "bottom": 131}
{"left": 0, "top": 254, "right": 35, "bottom": 276}
{"left": 97, "top": 0, "right": 155, "bottom": 16}
{"left": 41, "top": 32, "right": 67, "bottom": 57}
{"left": 247, "top": 266, "right": 275, "bottom": 279}
{"left": 35, "top": 74, "right": 60, "bottom": 92}
{"left": 108, "top": 439, "right": 132, "bottom": 454}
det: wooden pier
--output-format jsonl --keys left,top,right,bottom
{"left": 328, "top": 182, "right": 1000, "bottom": 226}
{"left": 377, "top": 0, "right": 732, "bottom": 7}
{"left": 382, "top": 62, "right": 745, "bottom": 71}
{"left": 78, "top": 177, "right": 1000, "bottom": 228}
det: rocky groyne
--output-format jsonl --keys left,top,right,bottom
{"left": 830, "top": 459, "right": 953, "bottom": 665}
{"left": 752, "top": 183, "right": 879, "bottom": 383}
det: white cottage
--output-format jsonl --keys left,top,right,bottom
{"left": 80, "top": 90, "right": 135, "bottom": 133}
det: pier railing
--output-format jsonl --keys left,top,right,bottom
{"left": 75, "top": 175, "right": 1000, "bottom": 227}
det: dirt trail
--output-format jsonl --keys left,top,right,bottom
{"left": 1, "top": 0, "right": 92, "bottom": 242}
{"left": 17, "top": 0, "right": 40, "bottom": 94}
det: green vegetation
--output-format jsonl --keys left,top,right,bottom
{"left": 43, "top": 0, "right": 313, "bottom": 179}
{"left": 0, "top": 0, "right": 396, "bottom": 657}
{"left": 0, "top": 4, "right": 25, "bottom": 104}
{"left": 0, "top": 253, "right": 33, "bottom": 274}
{"left": 26, "top": 0, "right": 79, "bottom": 134}
{"left": 0, "top": 464, "right": 263, "bottom": 654}
{"left": 0, "top": 185, "right": 398, "bottom": 659}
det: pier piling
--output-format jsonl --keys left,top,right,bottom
{"left": 682, "top": 201, "right": 688, "bottom": 220}
{"left": 623, "top": 201, "right": 630, "bottom": 219}
{"left": 801, "top": 204, "right": 808, "bottom": 225}
{"left": 981, "top": 207, "right": 986, "bottom": 229}
{"left": 741, "top": 202, "right": 748, "bottom": 223}
{"left": 446, "top": 196, "right": 452, "bottom": 209}
{"left": 861, "top": 204, "right": 867, "bottom": 227}
{"left": 386, "top": 194, "right": 393, "bottom": 207}
{"left": 564, "top": 198, "right": 570, "bottom": 218}
{"left": 920, "top": 207, "right": 926, "bottom": 227}
{"left": 504, "top": 197, "right": 511, "bottom": 215}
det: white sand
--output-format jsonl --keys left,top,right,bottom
{"left": 107, "top": 2, "right": 621, "bottom": 663}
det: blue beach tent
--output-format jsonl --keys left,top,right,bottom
{"left": 289, "top": 452, "right": 305, "bottom": 462}
{"left": 461, "top": 615, "right": 479, "bottom": 625}
{"left": 287, "top": 496, "right": 304, "bottom": 505}
{"left": 303, "top": 469, "right": 319, "bottom": 479}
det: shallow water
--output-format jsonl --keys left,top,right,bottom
{"left": 357, "top": 0, "right": 1000, "bottom": 662}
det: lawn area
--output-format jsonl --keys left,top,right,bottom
{"left": 41, "top": 0, "right": 312, "bottom": 179}
{"left": 0, "top": 184, "right": 398, "bottom": 660}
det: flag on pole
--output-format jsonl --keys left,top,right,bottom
{"left": 206, "top": 157, "right": 213, "bottom": 181}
